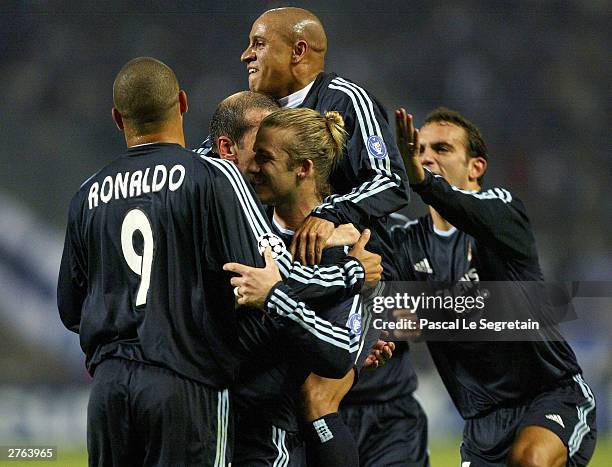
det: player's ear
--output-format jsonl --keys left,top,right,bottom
{"left": 292, "top": 40, "right": 308, "bottom": 63}
{"left": 468, "top": 156, "right": 487, "bottom": 183}
{"left": 297, "top": 159, "right": 313, "bottom": 179}
{"left": 178, "top": 90, "right": 188, "bottom": 115}
{"left": 217, "top": 136, "right": 237, "bottom": 162}
{"left": 112, "top": 107, "right": 124, "bottom": 131}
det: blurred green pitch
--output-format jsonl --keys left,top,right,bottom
{"left": 3, "top": 437, "right": 610, "bottom": 466}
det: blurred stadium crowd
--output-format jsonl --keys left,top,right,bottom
{"left": 0, "top": 0, "right": 609, "bottom": 449}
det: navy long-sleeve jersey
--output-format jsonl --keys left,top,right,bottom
{"left": 58, "top": 143, "right": 366, "bottom": 389}
{"left": 195, "top": 73, "right": 417, "bottom": 403}
{"left": 391, "top": 170, "right": 581, "bottom": 418}
{"left": 234, "top": 214, "right": 377, "bottom": 431}
{"left": 297, "top": 72, "right": 420, "bottom": 404}
{"left": 298, "top": 72, "right": 410, "bottom": 280}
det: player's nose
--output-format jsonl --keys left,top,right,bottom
{"left": 419, "top": 146, "right": 434, "bottom": 164}
{"left": 241, "top": 46, "right": 255, "bottom": 63}
{"left": 246, "top": 158, "right": 260, "bottom": 175}
{"left": 420, "top": 148, "right": 436, "bottom": 167}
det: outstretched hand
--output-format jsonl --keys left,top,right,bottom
{"left": 223, "top": 247, "right": 282, "bottom": 309}
{"left": 347, "top": 229, "right": 383, "bottom": 289}
{"left": 395, "top": 108, "right": 425, "bottom": 185}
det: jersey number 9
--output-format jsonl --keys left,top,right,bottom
{"left": 121, "top": 209, "right": 154, "bottom": 306}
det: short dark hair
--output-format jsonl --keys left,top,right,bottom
{"left": 113, "top": 57, "right": 179, "bottom": 130}
{"left": 209, "top": 91, "right": 280, "bottom": 151}
{"left": 424, "top": 107, "right": 488, "bottom": 183}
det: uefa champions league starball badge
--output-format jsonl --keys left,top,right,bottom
{"left": 367, "top": 135, "right": 387, "bottom": 160}
{"left": 257, "top": 232, "right": 286, "bottom": 259}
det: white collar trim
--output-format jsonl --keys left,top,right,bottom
{"left": 433, "top": 225, "right": 457, "bottom": 237}
{"left": 272, "top": 214, "right": 295, "bottom": 236}
{"left": 278, "top": 80, "right": 315, "bottom": 108}
{"left": 129, "top": 142, "right": 159, "bottom": 148}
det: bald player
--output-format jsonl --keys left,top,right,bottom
{"left": 238, "top": 8, "right": 428, "bottom": 466}
{"left": 206, "top": 91, "right": 280, "bottom": 174}
{"left": 241, "top": 7, "right": 409, "bottom": 270}
{"left": 58, "top": 58, "right": 372, "bottom": 467}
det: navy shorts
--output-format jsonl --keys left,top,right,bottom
{"left": 87, "top": 358, "right": 232, "bottom": 467}
{"left": 340, "top": 394, "right": 429, "bottom": 467}
{"left": 233, "top": 420, "right": 305, "bottom": 467}
{"left": 461, "top": 374, "right": 596, "bottom": 466}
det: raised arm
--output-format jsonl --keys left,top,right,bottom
{"left": 395, "top": 108, "right": 536, "bottom": 260}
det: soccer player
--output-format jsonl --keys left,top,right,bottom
{"left": 205, "top": 92, "right": 390, "bottom": 465}
{"left": 393, "top": 107, "right": 597, "bottom": 466}
{"left": 200, "top": 90, "right": 280, "bottom": 173}
{"left": 57, "top": 57, "right": 377, "bottom": 467}
{"left": 226, "top": 107, "right": 389, "bottom": 466}
{"left": 240, "top": 8, "right": 428, "bottom": 467}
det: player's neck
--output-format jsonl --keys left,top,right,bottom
{"left": 286, "top": 68, "right": 322, "bottom": 96}
{"left": 124, "top": 124, "right": 186, "bottom": 148}
{"left": 274, "top": 195, "right": 320, "bottom": 232}
{"left": 430, "top": 207, "right": 454, "bottom": 232}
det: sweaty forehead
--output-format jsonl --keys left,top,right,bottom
{"left": 250, "top": 13, "right": 292, "bottom": 42}
{"left": 420, "top": 122, "right": 467, "bottom": 148}
{"left": 256, "top": 126, "right": 293, "bottom": 151}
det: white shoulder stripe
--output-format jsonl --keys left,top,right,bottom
{"left": 350, "top": 180, "right": 398, "bottom": 204}
{"left": 569, "top": 374, "right": 595, "bottom": 457}
{"left": 271, "top": 287, "right": 360, "bottom": 350}
{"left": 328, "top": 82, "right": 384, "bottom": 175}
{"left": 79, "top": 169, "right": 102, "bottom": 189}
{"left": 204, "top": 158, "right": 266, "bottom": 238}
{"left": 315, "top": 177, "right": 379, "bottom": 211}
{"left": 335, "top": 77, "right": 382, "bottom": 136}
{"left": 317, "top": 178, "right": 398, "bottom": 211}
{"left": 202, "top": 157, "right": 292, "bottom": 275}
{"left": 200, "top": 157, "right": 365, "bottom": 285}
{"left": 331, "top": 79, "right": 375, "bottom": 137}
{"left": 288, "top": 262, "right": 363, "bottom": 287}
{"left": 449, "top": 183, "right": 514, "bottom": 204}
{"left": 334, "top": 77, "right": 392, "bottom": 174}
{"left": 277, "top": 302, "right": 352, "bottom": 345}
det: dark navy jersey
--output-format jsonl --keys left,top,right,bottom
{"left": 58, "top": 143, "right": 366, "bottom": 389}
{"left": 196, "top": 74, "right": 418, "bottom": 403}
{"left": 233, "top": 211, "right": 374, "bottom": 432}
{"left": 296, "top": 72, "right": 421, "bottom": 406}
{"left": 297, "top": 72, "right": 410, "bottom": 281}
{"left": 391, "top": 170, "right": 581, "bottom": 418}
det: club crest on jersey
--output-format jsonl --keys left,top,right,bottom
{"left": 257, "top": 232, "right": 286, "bottom": 259}
{"left": 367, "top": 135, "right": 387, "bottom": 160}
{"left": 347, "top": 313, "right": 362, "bottom": 335}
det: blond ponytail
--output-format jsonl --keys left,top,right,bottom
{"left": 324, "top": 111, "right": 347, "bottom": 157}
{"left": 260, "top": 108, "right": 347, "bottom": 198}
